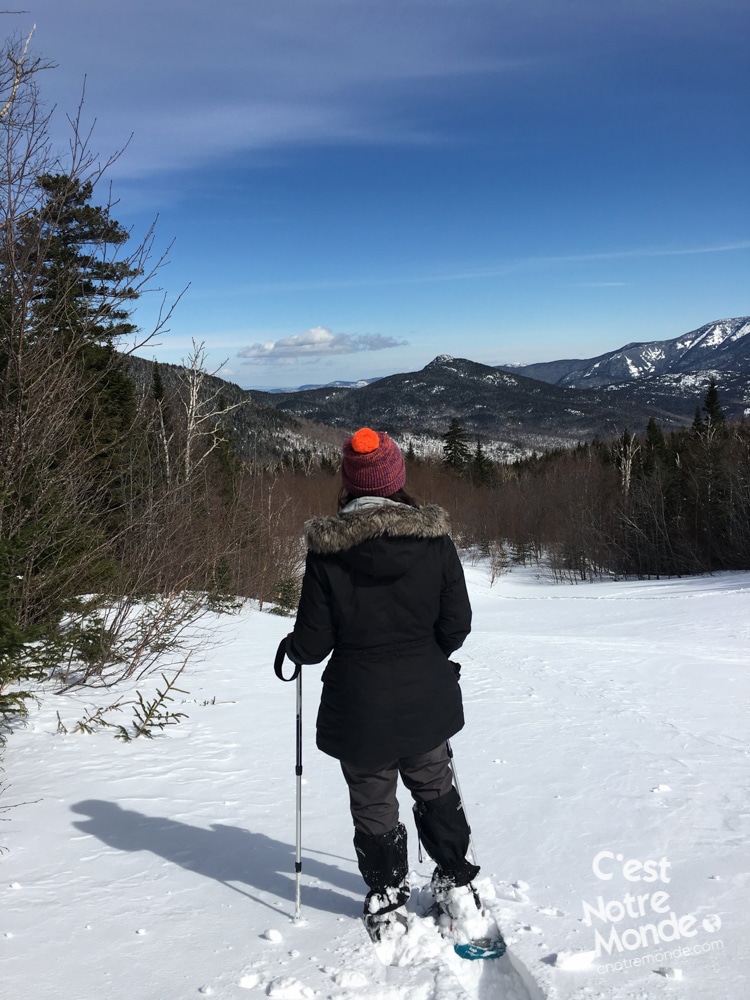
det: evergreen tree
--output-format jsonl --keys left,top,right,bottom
{"left": 471, "top": 437, "right": 495, "bottom": 486}
{"left": 645, "top": 415, "right": 665, "bottom": 452}
{"left": 152, "top": 360, "right": 165, "bottom": 402}
{"left": 1, "top": 171, "right": 145, "bottom": 710}
{"left": 642, "top": 416, "right": 666, "bottom": 476}
{"left": 28, "top": 174, "right": 139, "bottom": 344}
{"left": 28, "top": 174, "right": 139, "bottom": 441}
{"left": 702, "top": 378, "right": 725, "bottom": 429}
{"left": 691, "top": 405, "right": 704, "bottom": 435}
{"left": 442, "top": 417, "right": 470, "bottom": 471}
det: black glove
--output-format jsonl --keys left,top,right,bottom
{"left": 449, "top": 660, "right": 462, "bottom": 680}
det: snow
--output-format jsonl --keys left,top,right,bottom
{"left": 2, "top": 564, "right": 750, "bottom": 999}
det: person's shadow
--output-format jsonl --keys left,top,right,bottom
{"left": 71, "top": 800, "right": 362, "bottom": 918}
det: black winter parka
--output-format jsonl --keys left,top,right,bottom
{"left": 287, "top": 499, "right": 472, "bottom": 769}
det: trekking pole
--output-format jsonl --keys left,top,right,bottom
{"left": 446, "top": 739, "right": 478, "bottom": 867}
{"left": 274, "top": 636, "right": 303, "bottom": 922}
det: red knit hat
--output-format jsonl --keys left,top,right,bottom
{"left": 341, "top": 427, "right": 406, "bottom": 497}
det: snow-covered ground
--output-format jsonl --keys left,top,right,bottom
{"left": 2, "top": 563, "right": 748, "bottom": 999}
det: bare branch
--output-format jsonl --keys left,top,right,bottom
{"left": 0, "top": 26, "right": 52, "bottom": 121}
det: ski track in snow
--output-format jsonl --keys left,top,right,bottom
{"left": 2, "top": 564, "right": 749, "bottom": 999}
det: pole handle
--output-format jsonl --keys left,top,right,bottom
{"left": 275, "top": 635, "right": 301, "bottom": 681}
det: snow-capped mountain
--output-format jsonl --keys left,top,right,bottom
{"left": 259, "top": 378, "right": 381, "bottom": 393}
{"left": 502, "top": 317, "right": 750, "bottom": 388}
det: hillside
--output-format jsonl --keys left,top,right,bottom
{"left": 256, "top": 354, "right": 739, "bottom": 451}
{"left": 126, "top": 318, "right": 750, "bottom": 459}
{"left": 500, "top": 317, "right": 750, "bottom": 388}
{"left": 125, "top": 354, "right": 346, "bottom": 464}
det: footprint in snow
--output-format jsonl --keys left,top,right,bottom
{"left": 334, "top": 969, "right": 369, "bottom": 988}
{"left": 266, "top": 977, "right": 315, "bottom": 999}
{"left": 655, "top": 967, "right": 683, "bottom": 980}
{"left": 496, "top": 884, "right": 529, "bottom": 902}
{"left": 238, "top": 972, "right": 261, "bottom": 990}
{"left": 550, "top": 949, "right": 596, "bottom": 970}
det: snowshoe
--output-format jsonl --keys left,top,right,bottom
{"left": 432, "top": 881, "right": 507, "bottom": 960}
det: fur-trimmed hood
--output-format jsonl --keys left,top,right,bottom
{"left": 304, "top": 502, "right": 451, "bottom": 555}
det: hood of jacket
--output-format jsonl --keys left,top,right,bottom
{"left": 304, "top": 502, "right": 451, "bottom": 555}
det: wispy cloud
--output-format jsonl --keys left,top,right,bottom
{"left": 527, "top": 240, "right": 750, "bottom": 267}
{"left": 239, "top": 240, "right": 750, "bottom": 294}
{"left": 30, "top": 0, "right": 532, "bottom": 178}
{"left": 238, "top": 326, "right": 407, "bottom": 364}
{"left": 577, "top": 281, "right": 629, "bottom": 287}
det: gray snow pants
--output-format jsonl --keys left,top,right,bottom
{"left": 340, "top": 742, "right": 454, "bottom": 837}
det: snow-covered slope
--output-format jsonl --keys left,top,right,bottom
{"left": 499, "top": 318, "right": 750, "bottom": 389}
{"left": 2, "top": 565, "right": 749, "bottom": 999}
{"left": 557, "top": 318, "right": 750, "bottom": 388}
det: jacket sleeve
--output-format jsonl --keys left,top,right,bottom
{"left": 286, "top": 551, "right": 337, "bottom": 665}
{"left": 435, "top": 536, "right": 472, "bottom": 656}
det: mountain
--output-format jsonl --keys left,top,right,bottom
{"left": 499, "top": 317, "right": 750, "bottom": 388}
{"left": 255, "top": 353, "right": 738, "bottom": 451}
{"left": 125, "top": 317, "right": 750, "bottom": 461}
{"left": 259, "top": 377, "right": 382, "bottom": 393}
{"left": 124, "top": 355, "right": 345, "bottom": 464}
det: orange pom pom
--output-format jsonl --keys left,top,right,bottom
{"left": 350, "top": 427, "right": 380, "bottom": 454}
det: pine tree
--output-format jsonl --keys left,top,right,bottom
{"left": 702, "top": 379, "right": 726, "bottom": 429}
{"left": 27, "top": 174, "right": 139, "bottom": 441}
{"left": 645, "top": 415, "right": 665, "bottom": 452}
{"left": 691, "top": 405, "right": 704, "bottom": 435}
{"left": 152, "top": 360, "right": 165, "bottom": 402}
{"left": 471, "top": 437, "right": 494, "bottom": 486}
{"left": 28, "top": 174, "right": 139, "bottom": 344}
{"left": 442, "top": 417, "right": 470, "bottom": 471}
{"left": 1, "top": 171, "right": 145, "bottom": 706}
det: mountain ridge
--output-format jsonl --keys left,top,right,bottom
{"left": 257, "top": 317, "right": 750, "bottom": 451}
{"left": 126, "top": 316, "right": 750, "bottom": 460}
{"left": 497, "top": 317, "right": 750, "bottom": 388}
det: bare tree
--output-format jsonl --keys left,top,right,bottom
{"left": 161, "top": 340, "right": 250, "bottom": 486}
{"left": 0, "top": 25, "right": 50, "bottom": 121}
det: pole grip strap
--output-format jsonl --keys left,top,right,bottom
{"left": 274, "top": 636, "right": 301, "bottom": 681}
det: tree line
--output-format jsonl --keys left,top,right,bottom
{"left": 433, "top": 390, "right": 750, "bottom": 581}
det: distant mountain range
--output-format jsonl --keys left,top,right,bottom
{"left": 261, "top": 377, "right": 382, "bottom": 393}
{"left": 498, "top": 317, "right": 750, "bottom": 388}
{"left": 254, "top": 317, "right": 750, "bottom": 451}
{"left": 127, "top": 317, "right": 750, "bottom": 459}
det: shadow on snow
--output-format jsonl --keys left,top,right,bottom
{"left": 70, "top": 799, "right": 363, "bottom": 919}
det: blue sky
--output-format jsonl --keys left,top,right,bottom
{"left": 15, "top": 0, "right": 750, "bottom": 388}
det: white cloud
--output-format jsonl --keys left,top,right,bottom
{"left": 238, "top": 326, "right": 406, "bottom": 364}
